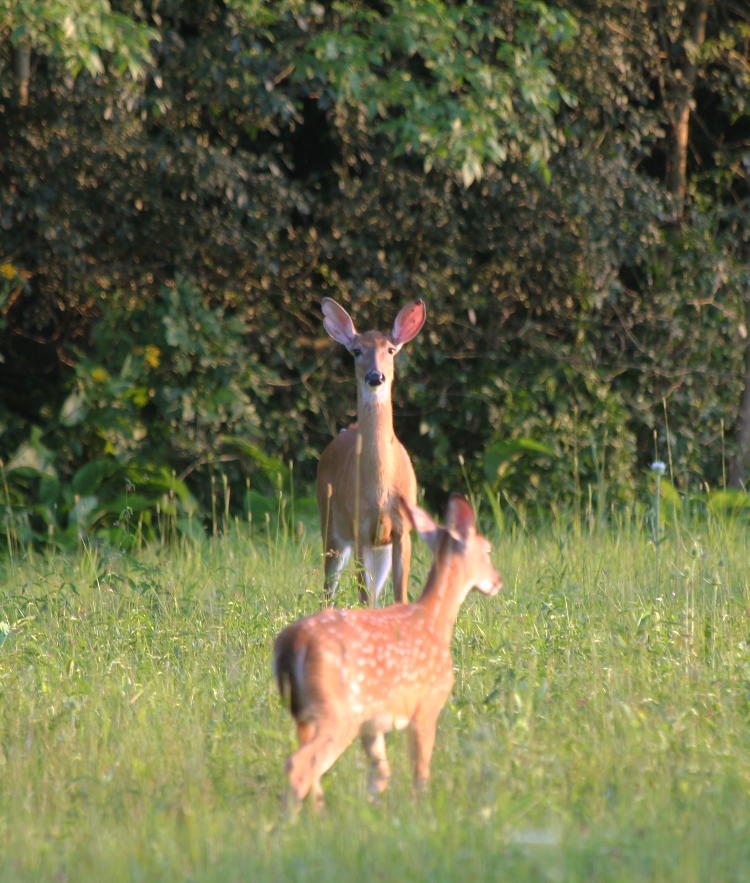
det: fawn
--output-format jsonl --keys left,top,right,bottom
{"left": 273, "top": 494, "right": 501, "bottom": 811}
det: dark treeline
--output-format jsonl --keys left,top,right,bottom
{"left": 1, "top": 0, "right": 749, "bottom": 545}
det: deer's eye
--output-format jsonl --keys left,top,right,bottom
{"left": 388, "top": 347, "right": 396, "bottom": 355}
{"left": 352, "top": 348, "right": 362, "bottom": 357}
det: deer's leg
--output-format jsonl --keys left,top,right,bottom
{"left": 409, "top": 703, "right": 443, "bottom": 794}
{"left": 391, "top": 529, "right": 411, "bottom": 604}
{"left": 285, "top": 717, "right": 355, "bottom": 812}
{"left": 362, "top": 545, "right": 392, "bottom": 607}
{"left": 282, "top": 719, "right": 316, "bottom": 817}
{"left": 322, "top": 538, "right": 352, "bottom": 605}
{"left": 361, "top": 730, "right": 391, "bottom": 800}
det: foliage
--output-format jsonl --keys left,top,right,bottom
{"left": 1, "top": 0, "right": 157, "bottom": 78}
{"left": 1, "top": 280, "right": 287, "bottom": 547}
{"left": 0, "top": 0, "right": 748, "bottom": 542}
{"left": 294, "top": 0, "right": 577, "bottom": 185}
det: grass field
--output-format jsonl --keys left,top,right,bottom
{"left": 1, "top": 502, "right": 750, "bottom": 881}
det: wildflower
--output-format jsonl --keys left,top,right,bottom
{"left": 143, "top": 345, "right": 161, "bottom": 368}
{"left": 650, "top": 460, "right": 666, "bottom": 475}
{"left": 0, "top": 262, "right": 16, "bottom": 279}
{"left": 90, "top": 367, "right": 109, "bottom": 384}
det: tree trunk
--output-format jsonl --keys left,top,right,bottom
{"left": 15, "top": 44, "right": 31, "bottom": 106}
{"left": 729, "top": 296, "right": 750, "bottom": 489}
{"left": 665, "top": 0, "right": 709, "bottom": 215}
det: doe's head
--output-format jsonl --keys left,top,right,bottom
{"left": 321, "top": 298, "right": 426, "bottom": 403}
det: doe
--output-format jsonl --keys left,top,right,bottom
{"left": 273, "top": 494, "right": 502, "bottom": 812}
{"left": 316, "top": 297, "right": 425, "bottom": 605}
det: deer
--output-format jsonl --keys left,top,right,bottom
{"left": 316, "top": 297, "right": 426, "bottom": 606}
{"left": 273, "top": 494, "right": 502, "bottom": 813}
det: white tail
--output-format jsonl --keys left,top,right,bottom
{"left": 273, "top": 494, "right": 502, "bottom": 812}
{"left": 316, "top": 297, "right": 426, "bottom": 605}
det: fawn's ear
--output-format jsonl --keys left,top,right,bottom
{"left": 445, "top": 494, "right": 476, "bottom": 542}
{"left": 391, "top": 299, "right": 426, "bottom": 347}
{"left": 321, "top": 298, "right": 357, "bottom": 347}
{"left": 399, "top": 496, "right": 443, "bottom": 553}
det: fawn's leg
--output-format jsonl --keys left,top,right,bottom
{"left": 409, "top": 701, "right": 446, "bottom": 793}
{"left": 286, "top": 717, "right": 355, "bottom": 811}
{"left": 282, "top": 719, "right": 316, "bottom": 816}
{"left": 361, "top": 730, "right": 391, "bottom": 799}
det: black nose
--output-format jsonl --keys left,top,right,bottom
{"left": 365, "top": 370, "right": 386, "bottom": 387}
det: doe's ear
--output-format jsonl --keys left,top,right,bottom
{"left": 391, "top": 299, "right": 426, "bottom": 347}
{"left": 321, "top": 298, "right": 357, "bottom": 347}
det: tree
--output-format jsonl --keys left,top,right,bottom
{"left": 2, "top": 0, "right": 749, "bottom": 544}
{"left": 1, "top": 0, "right": 156, "bottom": 107}
{"left": 658, "top": 0, "right": 711, "bottom": 214}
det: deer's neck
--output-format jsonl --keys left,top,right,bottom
{"left": 356, "top": 397, "right": 396, "bottom": 480}
{"left": 417, "top": 556, "right": 466, "bottom": 645}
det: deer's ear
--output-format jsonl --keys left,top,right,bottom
{"left": 445, "top": 494, "right": 476, "bottom": 542}
{"left": 391, "top": 299, "right": 425, "bottom": 347}
{"left": 399, "top": 496, "right": 442, "bottom": 553}
{"left": 322, "top": 298, "right": 357, "bottom": 347}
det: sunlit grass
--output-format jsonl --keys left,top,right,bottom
{"left": 1, "top": 505, "right": 749, "bottom": 881}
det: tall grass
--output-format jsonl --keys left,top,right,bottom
{"left": 0, "top": 502, "right": 749, "bottom": 881}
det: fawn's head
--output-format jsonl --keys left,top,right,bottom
{"left": 403, "top": 494, "right": 502, "bottom": 599}
{"left": 321, "top": 298, "right": 425, "bottom": 404}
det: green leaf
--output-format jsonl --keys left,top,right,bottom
{"left": 68, "top": 495, "right": 99, "bottom": 527}
{"left": 483, "top": 438, "right": 558, "bottom": 486}
{"left": 60, "top": 390, "right": 88, "bottom": 427}
{"left": 7, "top": 435, "right": 56, "bottom": 477}
{"left": 39, "top": 474, "right": 61, "bottom": 507}
{"left": 71, "top": 459, "right": 120, "bottom": 496}
{"left": 219, "top": 435, "right": 288, "bottom": 482}
{"left": 705, "top": 489, "right": 750, "bottom": 513}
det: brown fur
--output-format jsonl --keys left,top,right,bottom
{"left": 273, "top": 495, "right": 502, "bottom": 813}
{"left": 316, "top": 299, "right": 426, "bottom": 605}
